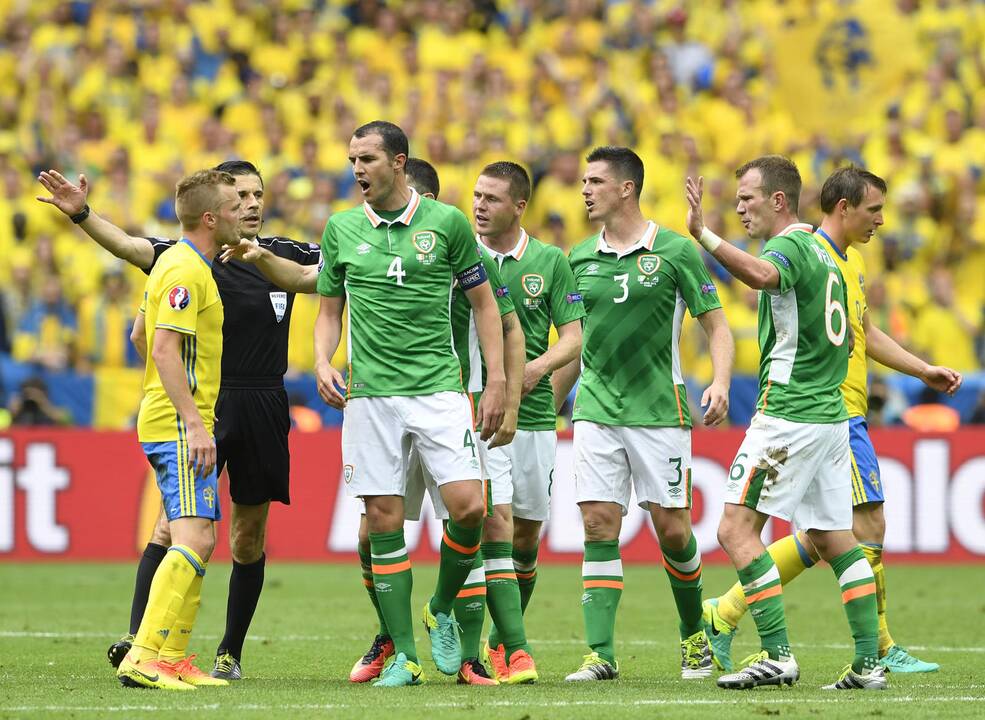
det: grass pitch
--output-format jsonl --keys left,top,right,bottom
{"left": 1, "top": 562, "right": 983, "bottom": 719}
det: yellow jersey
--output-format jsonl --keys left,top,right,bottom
{"left": 137, "top": 240, "right": 223, "bottom": 442}
{"left": 819, "top": 231, "right": 868, "bottom": 418}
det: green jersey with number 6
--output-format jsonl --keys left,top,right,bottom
{"left": 756, "top": 223, "right": 850, "bottom": 423}
{"left": 317, "top": 189, "right": 486, "bottom": 398}
{"left": 568, "top": 221, "right": 722, "bottom": 428}
{"left": 481, "top": 230, "right": 586, "bottom": 430}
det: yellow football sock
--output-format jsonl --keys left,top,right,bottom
{"left": 860, "top": 543, "right": 894, "bottom": 656}
{"left": 717, "top": 532, "right": 818, "bottom": 628}
{"left": 158, "top": 569, "right": 205, "bottom": 661}
{"left": 132, "top": 546, "right": 205, "bottom": 662}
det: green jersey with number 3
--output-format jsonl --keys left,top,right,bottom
{"left": 756, "top": 223, "right": 850, "bottom": 423}
{"left": 481, "top": 230, "right": 586, "bottom": 430}
{"left": 317, "top": 189, "right": 486, "bottom": 398}
{"left": 568, "top": 222, "right": 722, "bottom": 428}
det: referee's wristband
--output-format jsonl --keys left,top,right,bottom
{"left": 70, "top": 204, "right": 91, "bottom": 224}
{"left": 698, "top": 226, "right": 723, "bottom": 253}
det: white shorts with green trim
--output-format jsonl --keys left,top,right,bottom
{"left": 724, "top": 412, "right": 852, "bottom": 532}
{"left": 573, "top": 421, "right": 692, "bottom": 515}
{"left": 341, "top": 392, "right": 481, "bottom": 500}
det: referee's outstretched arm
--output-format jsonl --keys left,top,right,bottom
{"left": 37, "top": 169, "right": 156, "bottom": 270}
{"left": 220, "top": 239, "right": 318, "bottom": 294}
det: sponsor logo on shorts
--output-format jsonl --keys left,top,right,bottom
{"left": 522, "top": 273, "right": 544, "bottom": 297}
{"left": 343, "top": 464, "right": 354, "bottom": 484}
{"left": 203, "top": 487, "right": 216, "bottom": 508}
{"left": 413, "top": 231, "right": 437, "bottom": 253}
{"left": 168, "top": 286, "right": 191, "bottom": 310}
{"left": 668, "top": 486, "right": 681, "bottom": 497}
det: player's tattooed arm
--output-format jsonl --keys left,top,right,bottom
{"left": 551, "top": 356, "right": 581, "bottom": 415}
{"left": 313, "top": 295, "right": 347, "bottom": 409}
{"left": 522, "top": 319, "right": 582, "bottom": 398}
{"left": 685, "top": 175, "right": 780, "bottom": 290}
{"left": 36, "top": 170, "right": 156, "bottom": 269}
{"left": 697, "top": 308, "right": 733, "bottom": 426}
{"left": 220, "top": 239, "right": 318, "bottom": 293}
{"left": 864, "top": 311, "right": 963, "bottom": 395}
{"left": 489, "top": 311, "right": 526, "bottom": 449}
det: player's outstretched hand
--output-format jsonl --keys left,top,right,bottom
{"left": 488, "top": 406, "right": 517, "bottom": 449}
{"left": 186, "top": 422, "right": 216, "bottom": 478}
{"left": 701, "top": 381, "right": 729, "bottom": 427}
{"left": 921, "top": 365, "right": 963, "bottom": 396}
{"left": 36, "top": 170, "right": 88, "bottom": 216}
{"left": 476, "top": 378, "right": 506, "bottom": 442}
{"left": 221, "top": 238, "right": 263, "bottom": 264}
{"left": 315, "top": 363, "right": 347, "bottom": 409}
{"left": 685, "top": 176, "right": 705, "bottom": 240}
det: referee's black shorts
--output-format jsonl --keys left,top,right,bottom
{"left": 215, "top": 378, "right": 291, "bottom": 506}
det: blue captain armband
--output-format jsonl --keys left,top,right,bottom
{"left": 456, "top": 262, "right": 487, "bottom": 290}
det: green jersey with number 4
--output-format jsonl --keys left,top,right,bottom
{"left": 569, "top": 222, "right": 722, "bottom": 428}
{"left": 317, "top": 190, "right": 485, "bottom": 398}
{"left": 756, "top": 223, "right": 849, "bottom": 423}
{"left": 481, "top": 230, "right": 586, "bottom": 430}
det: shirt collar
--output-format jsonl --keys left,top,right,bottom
{"left": 778, "top": 222, "right": 814, "bottom": 237}
{"left": 595, "top": 221, "right": 658, "bottom": 257}
{"left": 478, "top": 228, "right": 529, "bottom": 261}
{"left": 815, "top": 227, "right": 847, "bottom": 261}
{"left": 179, "top": 237, "right": 212, "bottom": 267}
{"left": 362, "top": 188, "right": 422, "bottom": 228}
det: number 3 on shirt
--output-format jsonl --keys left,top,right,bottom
{"left": 825, "top": 271, "right": 847, "bottom": 346}
{"left": 387, "top": 256, "right": 406, "bottom": 286}
{"left": 613, "top": 273, "right": 629, "bottom": 303}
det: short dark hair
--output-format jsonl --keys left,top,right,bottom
{"left": 479, "top": 161, "right": 531, "bottom": 202}
{"left": 734, "top": 155, "right": 801, "bottom": 213}
{"left": 819, "top": 165, "right": 888, "bottom": 214}
{"left": 352, "top": 120, "right": 409, "bottom": 160}
{"left": 214, "top": 159, "right": 263, "bottom": 187}
{"left": 585, "top": 146, "right": 644, "bottom": 198}
{"left": 405, "top": 157, "right": 440, "bottom": 198}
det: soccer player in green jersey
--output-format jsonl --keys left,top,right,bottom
{"left": 314, "top": 121, "right": 508, "bottom": 688}
{"left": 553, "top": 146, "right": 734, "bottom": 682}
{"left": 686, "top": 156, "right": 886, "bottom": 690}
{"left": 700, "top": 166, "right": 961, "bottom": 676}
{"left": 470, "top": 161, "right": 586, "bottom": 683}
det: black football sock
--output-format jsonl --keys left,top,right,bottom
{"left": 217, "top": 553, "right": 266, "bottom": 661}
{"left": 129, "top": 542, "right": 168, "bottom": 635}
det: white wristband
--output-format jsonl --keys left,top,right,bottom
{"left": 698, "top": 226, "right": 723, "bottom": 253}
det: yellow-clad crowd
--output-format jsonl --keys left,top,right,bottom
{"left": 1, "top": 0, "right": 983, "bottom": 426}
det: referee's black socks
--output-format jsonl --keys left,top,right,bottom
{"left": 218, "top": 553, "right": 266, "bottom": 662}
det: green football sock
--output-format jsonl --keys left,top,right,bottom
{"left": 662, "top": 532, "right": 703, "bottom": 639}
{"left": 430, "top": 519, "right": 481, "bottom": 615}
{"left": 369, "top": 530, "right": 416, "bottom": 663}
{"left": 831, "top": 546, "right": 879, "bottom": 673}
{"left": 737, "top": 551, "right": 790, "bottom": 660}
{"left": 482, "top": 541, "right": 528, "bottom": 656}
{"left": 453, "top": 551, "right": 486, "bottom": 661}
{"left": 358, "top": 543, "right": 389, "bottom": 638}
{"left": 514, "top": 543, "right": 539, "bottom": 613}
{"left": 581, "top": 540, "right": 622, "bottom": 666}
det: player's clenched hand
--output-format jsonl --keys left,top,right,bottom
{"left": 186, "top": 422, "right": 216, "bottom": 478}
{"left": 315, "top": 362, "right": 347, "bottom": 409}
{"left": 220, "top": 238, "right": 263, "bottom": 264}
{"left": 701, "top": 382, "right": 729, "bottom": 427}
{"left": 685, "top": 176, "right": 705, "bottom": 240}
{"left": 921, "top": 365, "right": 963, "bottom": 396}
{"left": 488, "top": 405, "right": 517, "bottom": 449}
{"left": 36, "top": 170, "right": 88, "bottom": 216}
{"left": 521, "top": 362, "right": 544, "bottom": 398}
{"left": 476, "top": 378, "right": 506, "bottom": 442}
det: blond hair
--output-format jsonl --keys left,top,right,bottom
{"left": 175, "top": 169, "right": 236, "bottom": 230}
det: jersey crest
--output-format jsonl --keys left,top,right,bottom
{"left": 522, "top": 273, "right": 544, "bottom": 297}
{"left": 637, "top": 254, "right": 661, "bottom": 276}
{"left": 413, "top": 231, "right": 437, "bottom": 253}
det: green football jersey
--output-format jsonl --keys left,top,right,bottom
{"left": 317, "top": 190, "right": 486, "bottom": 398}
{"left": 756, "top": 223, "right": 850, "bottom": 423}
{"left": 481, "top": 230, "right": 586, "bottom": 430}
{"left": 569, "top": 221, "right": 722, "bottom": 428}
{"left": 451, "top": 250, "right": 515, "bottom": 404}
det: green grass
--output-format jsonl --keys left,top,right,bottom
{"left": 1, "top": 563, "right": 983, "bottom": 719}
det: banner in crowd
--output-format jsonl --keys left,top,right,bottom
{"left": 1, "top": 428, "right": 984, "bottom": 562}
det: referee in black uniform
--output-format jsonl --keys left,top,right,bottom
{"left": 37, "top": 161, "right": 319, "bottom": 680}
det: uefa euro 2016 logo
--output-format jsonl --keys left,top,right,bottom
{"left": 168, "top": 286, "right": 191, "bottom": 310}
{"left": 815, "top": 18, "right": 873, "bottom": 90}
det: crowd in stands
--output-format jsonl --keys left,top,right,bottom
{"left": 1, "top": 0, "right": 984, "bottom": 428}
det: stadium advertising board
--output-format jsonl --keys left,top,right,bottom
{"left": 1, "top": 428, "right": 984, "bottom": 562}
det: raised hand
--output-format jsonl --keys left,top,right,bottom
{"left": 685, "top": 175, "right": 705, "bottom": 240}
{"left": 36, "top": 170, "right": 88, "bottom": 216}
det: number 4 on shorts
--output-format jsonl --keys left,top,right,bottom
{"left": 463, "top": 429, "right": 476, "bottom": 457}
